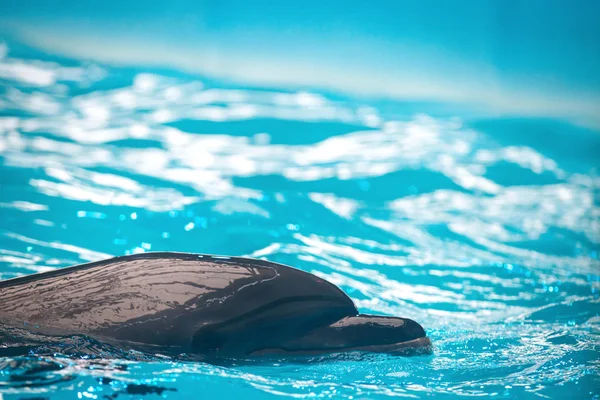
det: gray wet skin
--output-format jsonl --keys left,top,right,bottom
{"left": 0, "top": 252, "right": 431, "bottom": 360}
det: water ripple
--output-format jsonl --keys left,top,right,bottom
{"left": 0, "top": 42, "right": 599, "bottom": 399}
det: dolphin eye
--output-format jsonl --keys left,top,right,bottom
{"left": 191, "top": 329, "right": 225, "bottom": 353}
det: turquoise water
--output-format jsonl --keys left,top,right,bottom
{"left": 0, "top": 40, "right": 599, "bottom": 399}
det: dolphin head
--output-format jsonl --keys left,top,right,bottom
{"left": 247, "top": 314, "right": 431, "bottom": 357}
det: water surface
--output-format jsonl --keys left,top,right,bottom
{"left": 0, "top": 42, "right": 599, "bottom": 399}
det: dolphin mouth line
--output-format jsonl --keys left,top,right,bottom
{"left": 250, "top": 336, "right": 433, "bottom": 357}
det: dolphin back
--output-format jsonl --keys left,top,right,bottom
{"left": 0, "top": 252, "right": 357, "bottom": 356}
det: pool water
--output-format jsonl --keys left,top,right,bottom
{"left": 0, "top": 42, "right": 599, "bottom": 399}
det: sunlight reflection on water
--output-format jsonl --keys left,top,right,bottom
{"left": 0, "top": 42, "right": 599, "bottom": 399}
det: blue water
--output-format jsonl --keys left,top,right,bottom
{"left": 0, "top": 39, "right": 599, "bottom": 399}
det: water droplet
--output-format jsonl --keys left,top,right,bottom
{"left": 286, "top": 223, "right": 299, "bottom": 231}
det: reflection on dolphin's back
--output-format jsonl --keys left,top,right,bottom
{"left": 0, "top": 255, "right": 254, "bottom": 332}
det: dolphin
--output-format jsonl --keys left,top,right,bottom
{"left": 0, "top": 252, "right": 431, "bottom": 360}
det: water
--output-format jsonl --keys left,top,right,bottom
{"left": 0, "top": 41, "right": 599, "bottom": 399}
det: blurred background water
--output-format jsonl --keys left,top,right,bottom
{"left": 0, "top": 1, "right": 599, "bottom": 399}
